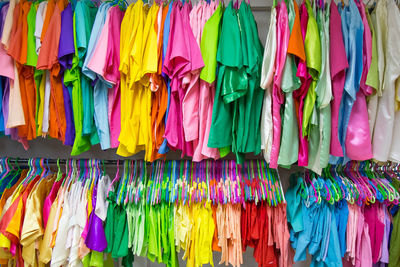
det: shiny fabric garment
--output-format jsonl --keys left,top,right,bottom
{"left": 260, "top": 6, "right": 277, "bottom": 164}
{"left": 278, "top": 0, "right": 302, "bottom": 167}
{"left": 269, "top": 1, "right": 289, "bottom": 169}
{"left": 292, "top": 2, "right": 311, "bottom": 167}
{"left": 329, "top": 1, "right": 348, "bottom": 157}
{"left": 331, "top": 0, "right": 364, "bottom": 164}
{"left": 308, "top": 7, "right": 331, "bottom": 174}
{"left": 302, "top": 0, "right": 321, "bottom": 139}
{"left": 372, "top": 0, "right": 395, "bottom": 162}
{"left": 386, "top": 0, "right": 400, "bottom": 162}
{"left": 366, "top": 8, "right": 380, "bottom": 139}
{"left": 344, "top": 0, "right": 373, "bottom": 161}
{"left": 234, "top": 3, "right": 264, "bottom": 161}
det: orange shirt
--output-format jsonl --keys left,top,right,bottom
{"left": 37, "top": 0, "right": 68, "bottom": 142}
{"left": 7, "top": 0, "right": 37, "bottom": 140}
{"left": 40, "top": 0, "right": 55, "bottom": 42}
{"left": 149, "top": 4, "right": 169, "bottom": 161}
{"left": 287, "top": 0, "right": 306, "bottom": 61}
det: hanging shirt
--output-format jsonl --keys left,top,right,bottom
{"left": 163, "top": 1, "right": 203, "bottom": 157}
{"left": 37, "top": 0, "right": 68, "bottom": 142}
{"left": 260, "top": 4, "right": 276, "bottom": 164}
{"left": 332, "top": 0, "right": 364, "bottom": 164}
{"left": 329, "top": 1, "right": 348, "bottom": 158}
{"left": 308, "top": 6, "right": 331, "bottom": 174}
{"left": 198, "top": 2, "right": 221, "bottom": 160}
{"left": 58, "top": 3, "right": 76, "bottom": 146}
{"left": 86, "top": 4, "right": 112, "bottom": 151}
{"left": 386, "top": 0, "right": 400, "bottom": 162}
{"left": 103, "top": 6, "right": 124, "bottom": 149}
{"left": 278, "top": 0, "right": 302, "bottom": 167}
{"left": 366, "top": 7, "right": 380, "bottom": 138}
{"left": 344, "top": 0, "right": 373, "bottom": 161}
{"left": 292, "top": 3, "right": 311, "bottom": 167}
{"left": 75, "top": 0, "right": 99, "bottom": 143}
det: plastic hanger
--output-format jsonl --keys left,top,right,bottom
{"left": 107, "top": 160, "right": 120, "bottom": 197}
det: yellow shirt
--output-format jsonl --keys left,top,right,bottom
{"left": 21, "top": 177, "right": 54, "bottom": 266}
{"left": 117, "top": 1, "right": 140, "bottom": 157}
{"left": 36, "top": 73, "right": 46, "bottom": 136}
{"left": 38, "top": 185, "right": 60, "bottom": 264}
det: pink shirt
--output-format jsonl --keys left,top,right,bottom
{"left": 163, "top": 2, "right": 204, "bottom": 157}
{"left": 329, "top": 1, "right": 348, "bottom": 157}
{"left": 293, "top": 3, "right": 311, "bottom": 166}
{"left": 86, "top": 9, "right": 110, "bottom": 77}
{"left": 104, "top": 6, "right": 123, "bottom": 148}
{"left": 269, "top": 2, "right": 289, "bottom": 169}
{"left": 43, "top": 179, "right": 63, "bottom": 229}
{"left": 184, "top": 1, "right": 218, "bottom": 161}
{"left": 0, "top": 44, "right": 14, "bottom": 79}
{"left": 344, "top": 0, "right": 373, "bottom": 160}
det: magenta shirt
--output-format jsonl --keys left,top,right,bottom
{"left": 344, "top": 0, "right": 373, "bottom": 161}
{"left": 293, "top": 2, "right": 311, "bottom": 166}
{"left": 42, "top": 179, "right": 63, "bottom": 229}
{"left": 329, "top": 1, "right": 348, "bottom": 157}
{"left": 163, "top": 2, "right": 204, "bottom": 157}
{"left": 269, "top": 1, "right": 289, "bottom": 169}
{"left": 104, "top": 6, "right": 123, "bottom": 148}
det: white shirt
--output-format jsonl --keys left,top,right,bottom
{"left": 260, "top": 7, "right": 277, "bottom": 163}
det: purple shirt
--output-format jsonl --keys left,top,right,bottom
{"left": 58, "top": 3, "right": 75, "bottom": 146}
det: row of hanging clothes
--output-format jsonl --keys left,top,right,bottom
{"left": 286, "top": 161, "right": 400, "bottom": 267}
{"left": 0, "top": 158, "right": 292, "bottom": 267}
{"left": 0, "top": 0, "right": 267, "bottom": 163}
{"left": 261, "top": 0, "right": 400, "bottom": 172}
{"left": 1, "top": 0, "right": 400, "bottom": 169}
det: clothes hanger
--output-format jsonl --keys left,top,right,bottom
{"left": 353, "top": 161, "right": 375, "bottom": 204}
{"left": 107, "top": 159, "right": 120, "bottom": 198}
{"left": 117, "top": 160, "right": 130, "bottom": 205}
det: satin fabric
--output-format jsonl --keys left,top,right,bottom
{"left": 309, "top": 6, "right": 331, "bottom": 174}
{"left": 331, "top": 0, "right": 364, "bottom": 164}
{"left": 372, "top": 0, "right": 392, "bottom": 162}
{"left": 329, "top": 1, "right": 348, "bottom": 157}
{"left": 269, "top": 1, "right": 289, "bottom": 169}
{"left": 278, "top": 0, "right": 301, "bottom": 167}
{"left": 293, "top": 3, "right": 311, "bottom": 167}
{"left": 345, "top": 0, "right": 373, "bottom": 161}
{"left": 386, "top": 0, "right": 400, "bottom": 162}
{"left": 302, "top": 0, "right": 321, "bottom": 139}
{"left": 260, "top": 6, "right": 277, "bottom": 163}
{"left": 366, "top": 9, "right": 379, "bottom": 138}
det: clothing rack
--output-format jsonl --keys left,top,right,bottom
{"left": 4, "top": 157, "right": 126, "bottom": 166}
